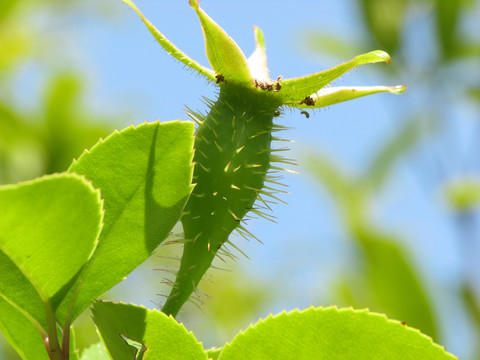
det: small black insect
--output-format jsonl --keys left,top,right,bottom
{"left": 298, "top": 96, "right": 316, "bottom": 106}
{"left": 215, "top": 74, "right": 226, "bottom": 84}
{"left": 300, "top": 110, "right": 310, "bottom": 118}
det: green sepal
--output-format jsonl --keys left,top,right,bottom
{"left": 286, "top": 85, "right": 406, "bottom": 109}
{"left": 279, "top": 50, "right": 392, "bottom": 103}
{"left": 189, "top": 0, "right": 252, "bottom": 85}
{"left": 121, "top": 0, "right": 215, "bottom": 82}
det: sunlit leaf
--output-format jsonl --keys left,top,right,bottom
{"left": 218, "top": 307, "right": 454, "bottom": 360}
{"left": 0, "top": 173, "right": 102, "bottom": 359}
{"left": 0, "top": 296, "right": 49, "bottom": 360}
{"left": 92, "top": 301, "right": 208, "bottom": 360}
{"left": 79, "top": 343, "right": 111, "bottom": 360}
{"left": 56, "top": 121, "right": 195, "bottom": 325}
{"left": 0, "top": 173, "right": 102, "bottom": 321}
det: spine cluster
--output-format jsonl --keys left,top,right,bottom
{"left": 162, "top": 84, "right": 290, "bottom": 316}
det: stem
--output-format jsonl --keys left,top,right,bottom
{"left": 44, "top": 300, "right": 65, "bottom": 360}
{"left": 61, "top": 315, "right": 72, "bottom": 358}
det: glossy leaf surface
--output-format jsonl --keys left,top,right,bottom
{"left": 0, "top": 173, "right": 103, "bottom": 359}
{"left": 218, "top": 307, "right": 455, "bottom": 360}
{"left": 56, "top": 121, "right": 195, "bottom": 325}
{"left": 0, "top": 296, "right": 49, "bottom": 360}
{"left": 0, "top": 174, "right": 102, "bottom": 328}
{"left": 92, "top": 301, "right": 207, "bottom": 360}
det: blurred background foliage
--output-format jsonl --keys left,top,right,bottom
{"left": 1, "top": 0, "right": 480, "bottom": 359}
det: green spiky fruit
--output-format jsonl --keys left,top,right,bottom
{"left": 122, "top": 0, "right": 405, "bottom": 317}
{"left": 162, "top": 84, "right": 284, "bottom": 316}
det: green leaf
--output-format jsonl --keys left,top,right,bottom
{"left": 279, "top": 50, "right": 392, "bottom": 103}
{"left": 0, "top": 250, "right": 46, "bottom": 332}
{"left": 0, "top": 173, "right": 103, "bottom": 327}
{"left": 121, "top": 0, "right": 215, "bottom": 82}
{"left": 92, "top": 301, "right": 208, "bottom": 360}
{"left": 79, "top": 343, "right": 110, "bottom": 360}
{"left": 0, "top": 296, "right": 49, "bottom": 360}
{"left": 56, "top": 120, "right": 195, "bottom": 325}
{"left": 189, "top": 0, "right": 252, "bottom": 85}
{"left": 218, "top": 307, "right": 456, "bottom": 360}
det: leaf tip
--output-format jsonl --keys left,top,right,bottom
{"left": 391, "top": 84, "right": 407, "bottom": 94}
{"left": 189, "top": 0, "right": 199, "bottom": 10}
{"left": 372, "top": 50, "right": 391, "bottom": 64}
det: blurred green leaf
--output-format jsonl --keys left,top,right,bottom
{"left": 367, "top": 118, "right": 434, "bottom": 189}
{"left": 0, "top": 0, "right": 19, "bottom": 20}
{"left": 466, "top": 86, "right": 480, "bottom": 102}
{"left": 307, "top": 154, "right": 438, "bottom": 340}
{"left": 0, "top": 103, "right": 42, "bottom": 184}
{"left": 186, "top": 269, "right": 272, "bottom": 346}
{"left": 303, "top": 33, "right": 359, "bottom": 60}
{"left": 355, "top": 229, "right": 438, "bottom": 340}
{"left": 0, "top": 18, "right": 32, "bottom": 74}
{"left": 41, "top": 73, "right": 111, "bottom": 174}
{"left": 305, "top": 153, "right": 368, "bottom": 230}
{"left": 444, "top": 177, "right": 480, "bottom": 211}
{"left": 434, "top": 0, "right": 463, "bottom": 60}
{"left": 461, "top": 284, "right": 480, "bottom": 332}
{"left": 92, "top": 301, "right": 208, "bottom": 360}
{"left": 359, "top": 0, "right": 408, "bottom": 54}
{"left": 218, "top": 307, "right": 453, "bottom": 359}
